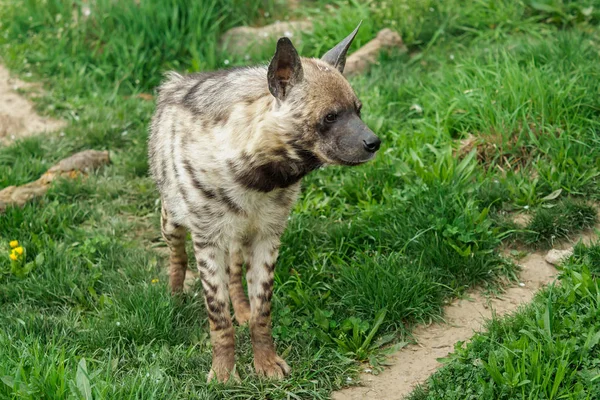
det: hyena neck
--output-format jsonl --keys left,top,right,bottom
{"left": 226, "top": 100, "right": 322, "bottom": 193}
{"left": 229, "top": 142, "right": 322, "bottom": 193}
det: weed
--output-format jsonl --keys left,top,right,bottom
{"left": 523, "top": 198, "right": 597, "bottom": 247}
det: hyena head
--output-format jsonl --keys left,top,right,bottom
{"left": 267, "top": 23, "right": 381, "bottom": 166}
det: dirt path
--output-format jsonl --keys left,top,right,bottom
{"left": 333, "top": 228, "right": 598, "bottom": 400}
{"left": 0, "top": 64, "right": 65, "bottom": 144}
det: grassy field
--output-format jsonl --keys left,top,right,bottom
{"left": 0, "top": 0, "right": 599, "bottom": 398}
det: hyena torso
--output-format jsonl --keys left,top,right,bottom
{"left": 148, "top": 24, "right": 380, "bottom": 382}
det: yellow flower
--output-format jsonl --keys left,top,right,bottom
{"left": 9, "top": 253, "right": 18, "bottom": 261}
{"left": 151, "top": 278, "right": 159, "bottom": 284}
{"left": 14, "top": 247, "right": 24, "bottom": 255}
{"left": 9, "top": 240, "right": 18, "bottom": 249}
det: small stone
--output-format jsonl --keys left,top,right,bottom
{"left": 518, "top": 282, "right": 525, "bottom": 287}
{"left": 545, "top": 248, "right": 573, "bottom": 266}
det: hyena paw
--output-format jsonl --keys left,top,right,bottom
{"left": 207, "top": 363, "right": 240, "bottom": 383}
{"left": 254, "top": 353, "right": 291, "bottom": 379}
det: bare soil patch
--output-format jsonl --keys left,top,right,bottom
{"left": 0, "top": 64, "right": 65, "bottom": 144}
{"left": 333, "top": 228, "right": 598, "bottom": 400}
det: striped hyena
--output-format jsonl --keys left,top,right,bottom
{"left": 148, "top": 23, "right": 380, "bottom": 382}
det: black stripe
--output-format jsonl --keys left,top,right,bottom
{"left": 183, "top": 158, "right": 217, "bottom": 199}
{"left": 218, "top": 188, "right": 245, "bottom": 215}
{"left": 201, "top": 277, "right": 219, "bottom": 294}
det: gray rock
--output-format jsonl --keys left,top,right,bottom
{"left": 220, "top": 21, "right": 313, "bottom": 58}
{"left": 344, "top": 28, "right": 405, "bottom": 76}
{"left": 545, "top": 248, "right": 573, "bottom": 266}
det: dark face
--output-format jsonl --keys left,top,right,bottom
{"left": 268, "top": 25, "right": 380, "bottom": 168}
{"left": 314, "top": 107, "right": 381, "bottom": 166}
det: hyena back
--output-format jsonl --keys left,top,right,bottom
{"left": 148, "top": 23, "right": 380, "bottom": 382}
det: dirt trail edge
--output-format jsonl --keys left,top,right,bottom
{"left": 333, "top": 229, "right": 598, "bottom": 400}
{"left": 0, "top": 64, "right": 65, "bottom": 144}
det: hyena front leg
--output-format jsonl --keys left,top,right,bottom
{"left": 161, "top": 203, "right": 188, "bottom": 292}
{"left": 228, "top": 246, "right": 251, "bottom": 325}
{"left": 192, "top": 234, "right": 237, "bottom": 383}
{"left": 246, "top": 238, "right": 291, "bottom": 378}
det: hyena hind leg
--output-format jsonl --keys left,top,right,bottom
{"left": 228, "top": 248, "right": 252, "bottom": 325}
{"left": 161, "top": 203, "right": 188, "bottom": 292}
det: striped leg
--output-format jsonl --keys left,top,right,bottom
{"left": 228, "top": 246, "right": 251, "bottom": 325}
{"left": 192, "top": 234, "right": 237, "bottom": 383}
{"left": 246, "top": 238, "right": 290, "bottom": 378}
{"left": 161, "top": 203, "right": 188, "bottom": 292}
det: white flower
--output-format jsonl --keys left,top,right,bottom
{"left": 224, "top": 59, "right": 230, "bottom": 65}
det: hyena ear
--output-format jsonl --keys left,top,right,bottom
{"left": 321, "top": 21, "right": 362, "bottom": 73}
{"left": 268, "top": 37, "right": 304, "bottom": 101}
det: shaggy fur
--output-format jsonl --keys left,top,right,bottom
{"left": 148, "top": 24, "right": 380, "bottom": 382}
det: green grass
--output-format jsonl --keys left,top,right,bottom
{"left": 1, "top": 0, "right": 600, "bottom": 398}
{"left": 407, "top": 241, "right": 600, "bottom": 400}
{"left": 522, "top": 199, "right": 597, "bottom": 247}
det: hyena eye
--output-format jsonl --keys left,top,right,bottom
{"left": 324, "top": 113, "right": 338, "bottom": 124}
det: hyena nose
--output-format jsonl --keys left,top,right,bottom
{"left": 363, "top": 136, "right": 381, "bottom": 153}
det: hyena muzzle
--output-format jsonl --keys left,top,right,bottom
{"left": 148, "top": 23, "right": 380, "bottom": 382}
